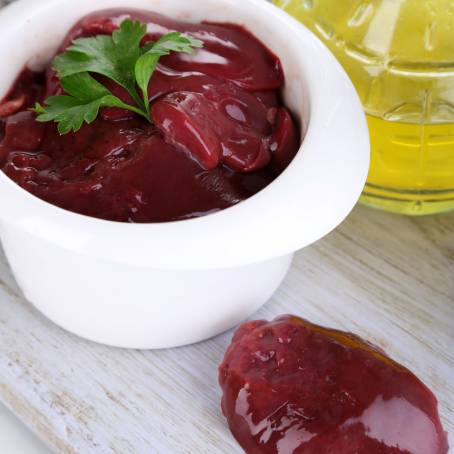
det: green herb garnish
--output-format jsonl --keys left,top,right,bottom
{"left": 33, "top": 19, "right": 203, "bottom": 134}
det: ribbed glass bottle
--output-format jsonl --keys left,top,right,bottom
{"left": 275, "top": 0, "right": 454, "bottom": 214}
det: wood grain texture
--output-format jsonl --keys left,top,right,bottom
{"left": 0, "top": 205, "right": 452, "bottom": 453}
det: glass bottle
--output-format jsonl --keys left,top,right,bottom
{"left": 274, "top": 0, "right": 454, "bottom": 215}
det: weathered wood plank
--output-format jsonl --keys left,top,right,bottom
{"left": 0, "top": 205, "right": 452, "bottom": 453}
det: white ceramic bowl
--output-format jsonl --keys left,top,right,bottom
{"left": 0, "top": 0, "right": 369, "bottom": 349}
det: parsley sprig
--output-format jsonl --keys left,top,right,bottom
{"left": 33, "top": 19, "right": 203, "bottom": 134}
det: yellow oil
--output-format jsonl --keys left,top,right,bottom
{"left": 274, "top": 0, "right": 454, "bottom": 214}
{"left": 365, "top": 115, "right": 454, "bottom": 214}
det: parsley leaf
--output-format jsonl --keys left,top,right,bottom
{"left": 34, "top": 18, "right": 203, "bottom": 134}
{"left": 34, "top": 72, "right": 147, "bottom": 134}
{"left": 135, "top": 32, "right": 203, "bottom": 113}
{"left": 53, "top": 19, "right": 147, "bottom": 107}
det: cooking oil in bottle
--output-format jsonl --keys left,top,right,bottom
{"left": 274, "top": 0, "right": 454, "bottom": 215}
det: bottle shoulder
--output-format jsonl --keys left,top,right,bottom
{"left": 282, "top": 0, "right": 454, "bottom": 64}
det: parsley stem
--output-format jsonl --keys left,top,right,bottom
{"left": 127, "top": 87, "right": 150, "bottom": 118}
{"left": 117, "top": 101, "right": 151, "bottom": 122}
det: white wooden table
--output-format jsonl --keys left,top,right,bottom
{"left": 0, "top": 204, "right": 452, "bottom": 453}
{"left": 0, "top": 402, "right": 49, "bottom": 453}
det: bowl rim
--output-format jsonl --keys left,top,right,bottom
{"left": 0, "top": 0, "right": 370, "bottom": 269}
